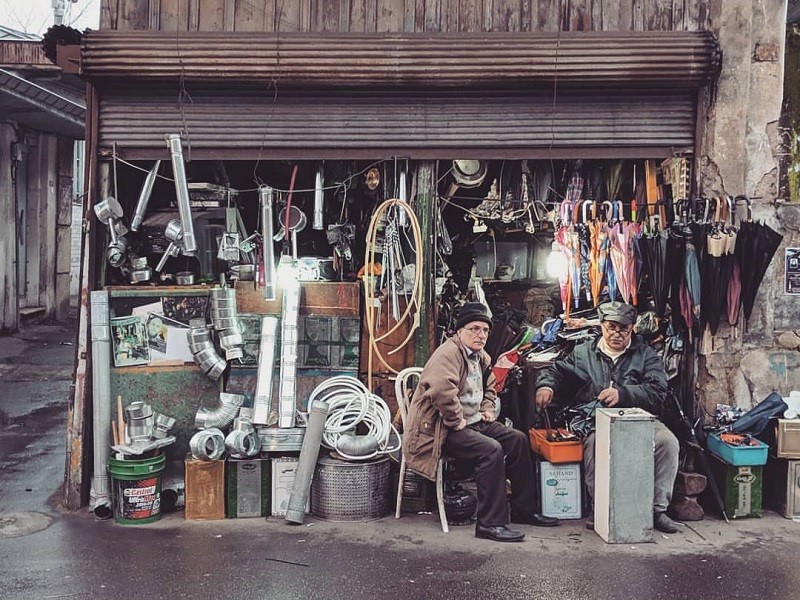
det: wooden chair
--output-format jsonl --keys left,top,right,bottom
{"left": 394, "top": 366, "right": 449, "bottom": 532}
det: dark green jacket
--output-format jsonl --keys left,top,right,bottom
{"left": 535, "top": 334, "right": 668, "bottom": 417}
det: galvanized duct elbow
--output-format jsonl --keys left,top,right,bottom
{"left": 195, "top": 392, "right": 245, "bottom": 430}
{"left": 335, "top": 433, "right": 380, "bottom": 458}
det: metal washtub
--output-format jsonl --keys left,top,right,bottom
{"left": 311, "top": 455, "right": 391, "bottom": 522}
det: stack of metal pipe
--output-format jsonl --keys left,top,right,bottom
{"left": 187, "top": 323, "right": 227, "bottom": 380}
{"left": 210, "top": 286, "right": 244, "bottom": 361}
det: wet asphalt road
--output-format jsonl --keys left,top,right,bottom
{"left": 1, "top": 320, "right": 800, "bottom": 600}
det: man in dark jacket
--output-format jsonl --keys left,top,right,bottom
{"left": 403, "top": 302, "right": 558, "bottom": 542}
{"left": 534, "top": 301, "right": 682, "bottom": 534}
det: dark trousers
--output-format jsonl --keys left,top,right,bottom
{"left": 442, "top": 420, "right": 537, "bottom": 527}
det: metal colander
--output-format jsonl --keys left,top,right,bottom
{"left": 311, "top": 455, "right": 391, "bottom": 521}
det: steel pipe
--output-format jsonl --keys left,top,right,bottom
{"left": 89, "top": 290, "right": 112, "bottom": 517}
{"left": 130, "top": 159, "right": 161, "bottom": 231}
{"left": 285, "top": 398, "right": 329, "bottom": 525}
{"left": 313, "top": 164, "right": 324, "bottom": 230}
{"left": 165, "top": 133, "right": 197, "bottom": 254}
{"left": 260, "top": 186, "right": 277, "bottom": 301}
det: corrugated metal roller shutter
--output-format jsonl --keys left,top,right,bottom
{"left": 82, "top": 31, "right": 720, "bottom": 89}
{"left": 99, "top": 88, "right": 696, "bottom": 160}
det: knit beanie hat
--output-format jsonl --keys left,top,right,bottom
{"left": 455, "top": 302, "right": 493, "bottom": 331}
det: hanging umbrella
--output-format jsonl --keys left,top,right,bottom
{"left": 683, "top": 238, "right": 702, "bottom": 325}
{"left": 740, "top": 221, "right": 783, "bottom": 322}
{"left": 666, "top": 226, "right": 689, "bottom": 331}
{"left": 589, "top": 219, "right": 609, "bottom": 306}
{"left": 609, "top": 221, "right": 637, "bottom": 304}
{"left": 727, "top": 260, "right": 742, "bottom": 325}
{"left": 567, "top": 226, "right": 582, "bottom": 308}
{"left": 700, "top": 229, "right": 727, "bottom": 335}
{"left": 553, "top": 228, "right": 571, "bottom": 316}
{"left": 639, "top": 229, "right": 669, "bottom": 317}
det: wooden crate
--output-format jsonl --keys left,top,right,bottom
{"left": 185, "top": 456, "right": 225, "bottom": 520}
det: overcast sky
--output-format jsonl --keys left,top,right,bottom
{"left": 1, "top": 0, "right": 100, "bottom": 36}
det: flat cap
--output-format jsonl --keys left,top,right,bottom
{"left": 597, "top": 301, "right": 637, "bottom": 326}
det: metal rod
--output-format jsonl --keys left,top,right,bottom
{"left": 165, "top": 134, "right": 197, "bottom": 255}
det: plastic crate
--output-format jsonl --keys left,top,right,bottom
{"left": 528, "top": 428, "right": 583, "bottom": 464}
{"left": 707, "top": 432, "right": 768, "bottom": 466}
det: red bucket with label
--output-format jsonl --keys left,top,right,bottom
{"left": 108, "top": 454, "right": 165, "bottom": 525}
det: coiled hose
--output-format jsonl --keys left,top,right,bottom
{"left": 309, "top": 376, "right": 401, "bottom": 461}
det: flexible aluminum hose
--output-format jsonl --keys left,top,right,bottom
{"left": 195, "top": 392, "right": 245, "bottom": 430}
{"left": 309, "top": 376, "right": 400, "bottom": 461}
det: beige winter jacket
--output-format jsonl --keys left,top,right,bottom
{"left": 402, "top": 336, "right": 497, "bottom": 481}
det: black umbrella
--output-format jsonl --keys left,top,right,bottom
{"left": 638, "top": 230, "right": 669, "bottom": 317}
{"left": 739, "top": 221, "right": 783, "bottom": 322}
{"left": 665, "top": 226, "right": 689, "bottom": 330}
{"left": 700, "top": 229, "right": 727, "bottom": 335}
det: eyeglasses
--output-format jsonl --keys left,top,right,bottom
{"left": 463, "top": 325, "right": 491, "bottom": 337}
{"left": 602, "top": 322, "right": 632, "bottom": 334}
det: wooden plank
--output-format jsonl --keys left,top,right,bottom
{"left": 599, "top": 0, "right": 622, "bottom": 30}
{"left": 632, "top": 0, "right": 645, "bottom": 30}
{"left": 235, "top": 280, "right": 361, "bottom": 316}
{"left": 492, "top": 0, "right": 520, "bottom": 32}
{"left": 537, "top": 0, "right": 563, "bottom": 30}
{"left": 55, "top": 136, "right": 73, "bottom": 321}
{"left": 644, "top": 0, "right": 673, "bottom": 30}
{"left": 567, "top": 0, "right": 592, "bottom": 31}
{"left": 223, "top": 0, "right": 236, "bottom": 29}
{"left": 685, "top": 0, "right": 706, "bottom": 32}
{"left": 233, "top": 0, "right": 268, "bottom": 31}
{"left": 117, "top": 0, "right": 151, "bottom": 29}
{"left": 149, "top": 0, "right": 161, "bottom": 29}
{"left": 404, "top": 0, "right": 419, "bottom": 31}
{"left": 0, "top": 124, "right": 17, "bottom": 332}
{"left": 520, "top": 0, "right": 532, "bottom": 31}
{"left": 366, "top": 0, "right": 378, "bottom": 31}
{"left": 377, "top": 0, "right": 405, "bottom": 31}
{"left": 159, "top": 0, "right": 190, "bottom": 31}
{"left": 276, "top": 0, "right": 306, "bottom": 31}
{"left": 424, "top": 0, "right": 441, "bottom": 31}
{"left": 442, "top": 0, "right": 459, "bottom": 32}
{"left": 41, "top": 136, "right": 58, "bottom": 316}
{"left": 198, "top": 0, "right": 226, "bottom": 30}
{"left": 25, "top": 137, "right": 42, "bottom": 309}
{"left": 188, "top": 0, "right": 201, "bottom": 30}
{"left": 673, "top": 0, "right": 687, "bottom": 31}
{"left": 319, "top": 0, "right": 342, "bottom": 31}
{"left": 350, "top": 0, "right": 368, "bottom": 31}
{"left": 459, "top": 0, "right": 483, "bottom": 31}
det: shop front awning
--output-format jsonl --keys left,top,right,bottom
{"left": 80, "top": 30, "right": 721, "bottom": 90}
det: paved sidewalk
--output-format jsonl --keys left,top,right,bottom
{"left": 1, "top": 319, "right": 799, "bottom": 600}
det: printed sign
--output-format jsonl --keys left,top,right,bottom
{"left": 787, "top": 248, "right": 800, "bottom": 295}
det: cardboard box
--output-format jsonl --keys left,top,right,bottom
{"left": 226, "top": 458, "right": 270, "bottom": 518}
{"left": 270, "top": 457, "right": 309, "bottom": 517}
{"left": 707, "top": 433, "right": 768, "bottom": 466}
{"left": 538, "top": 459, "right": 582, "bottom": 519}
{"left": 185, "top": 457, "right": 225, "bottom": 520}
{"left": 708, "top": 454, "right": 763, "bottom": 519}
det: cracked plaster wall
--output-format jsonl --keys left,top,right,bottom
{"left": 695, "top": 0, "right": 800, "bottom": 417}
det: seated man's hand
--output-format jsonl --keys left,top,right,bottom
{"left": 598, "top": 385, "right": 620, "bottom": 407}
{"left": 535, "top": 388, "right": 554, "bottom": 408}
{"left": 453, "top": 418, "right": 468, "bottom": 431}
{"left": 481, "top": 409, "right": 496, "bottom": 423}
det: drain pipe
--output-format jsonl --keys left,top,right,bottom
{"left": 89, "top": 290, "right": 112, "bottom": 519}
{"left": 165, "top": 134, "right": 197, "bottom": 255}
{"left": 285, "top": 398, "right": 329, "bottom": 525}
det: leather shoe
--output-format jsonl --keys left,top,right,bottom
{"left": 654, "top": 512, "right": 682, "bottom": 534}
{"left": 475, "top": 524, "right": 525, "bottom": 542}
{"left": 510, "top": 511, "right": 560, "bottom": 527}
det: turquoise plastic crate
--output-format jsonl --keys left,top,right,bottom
{"left": 707, "top": 433, "right": 768, "bottom": 466}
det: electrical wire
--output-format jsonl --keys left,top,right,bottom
{"left": 363, "top": 198, "right": 424, "bottom": 388}
{"left": 309, "top": 376, "right": 400, "bottom": 461}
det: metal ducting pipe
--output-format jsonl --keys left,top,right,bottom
{"left": 253, "top": 316, "right": 278, "bottom": 425}
{"left": 130, "top": 160, "right": 161, "bottom": 231}
{"left": 165, "top": 133, "right": 197, "bottom": 255}
{"left": 260, "top": 186, "right": 277, "bottom": 301}
{"left": 194, "top": 392, "right": 245, "bottom": 430}
{"left": 89, "top": 290, "right": 112, "bottom": 519}
{"left": 189, "top": 428, "right": 226, "bottom": 461}
{"left": 335, "top": 433, "right": 380, "bottom": 458}
{"left": 313, "top": 164, "right": 324, "bottom": 231}
{"left": 285, "top": 398, "right": 329, "bottom": 525}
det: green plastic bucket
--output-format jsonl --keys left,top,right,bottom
{"left": 108, "top": 454, "right": 165, "bottom": 525}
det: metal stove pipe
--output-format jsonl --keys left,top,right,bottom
{"left": 285, "top": 398, "right": 329, "bottom": 525}
{"left": 260, "top": 186, "right": 277, "bottom": 300}
{"left": 89, "top": 290, "right": 112, "bottom": 518}
{"left": 313, "top": 165, "right": 324, "bottom": 230}
{"left": 165, "top": 134, "right": 197, "bottom": 255}
{"left": 131, "top": 160, "right": 161, "bottom": 232}
{"left": 195, "top": 392, "right": 245, "bottom": 430}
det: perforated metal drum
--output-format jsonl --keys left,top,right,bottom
{"left": 311, "top": 455, "right": 391, "bottom": 521}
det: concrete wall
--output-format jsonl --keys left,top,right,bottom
{"left": 695, "top": 0, "right": 800, "bottom": 417}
